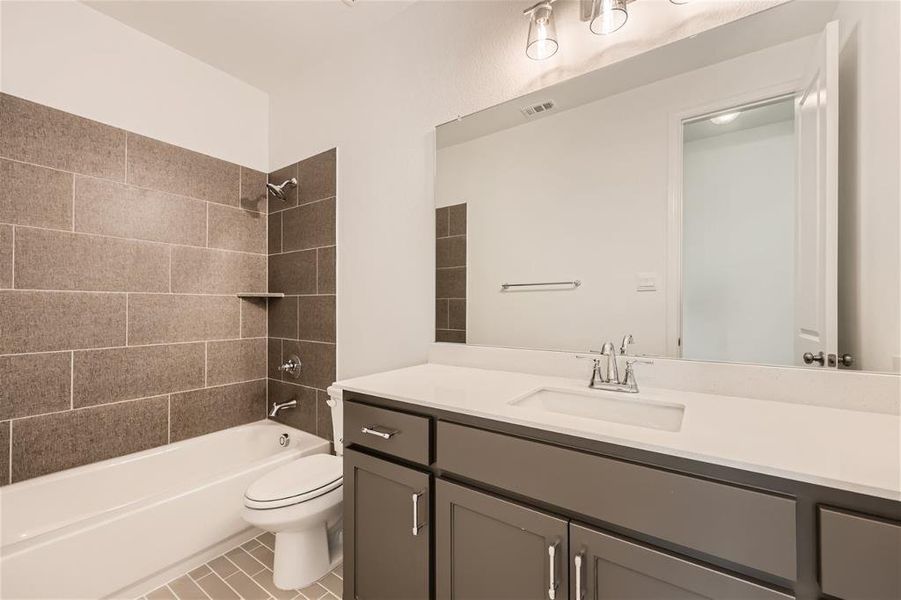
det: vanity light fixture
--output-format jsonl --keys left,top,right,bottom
{"left": 524, "top": 0, "right": 559, "bottom": 60}
{"left": 710, "top": 111, "right": 741, "bottom": 125}
{"left": 589, "top": 0, "right": 630, "bottom": 35}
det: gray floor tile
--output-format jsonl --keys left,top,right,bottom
{"left": 168, "top": 575, "right": 209, "bottom": 600}
{"left": 147, "top": 585, "right": 177, "bottom": 600}
{"left": 189, "top": 565, "right": 211, "bottom": 580}
{"left": 224, "top": 571, "right": 269, "bottom": 600}
{"left": 226, "top": 547, "right": 266, "bottom": 577}
{"left": 256, "top": 532, "right": 276, "bottom": 550}
{"left": 248, "top": 544, "right": 275, "bottom": 570}
{"left": 316, "top": 573, "right": 342, "bottom": 598}
{"left": 332, "top": 564, "right": 342, "bottom": 579}
{"left": 195, "top": 572, "right": 240, "bottom": 600}
{"left": 296, "top": 582, "right": 327, "bottom": 600}
{"left": 209, "top": 556, "right": 239, "bottom": 579}
{"left": 252, "top": 569, "right": 297, "bottom": 600}
{"left": 241, "top": 538, "right": 261, "bottom": 551}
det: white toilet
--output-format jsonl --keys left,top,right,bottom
{"left": 242, "top": 393, "right": 344, "bottom": 590}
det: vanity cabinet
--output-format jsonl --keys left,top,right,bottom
{"left": 435, "top": 479, "right": 568, "bottom": 600}
{"left": 343, "top": 448, "right": 430, "bottom": 600}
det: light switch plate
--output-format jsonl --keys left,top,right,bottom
{"left": 636, "top": 272, "right": 657, "bottom": 292}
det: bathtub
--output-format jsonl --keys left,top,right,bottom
{"left": 0, "top": 420, "right": 330, "bottom": 599}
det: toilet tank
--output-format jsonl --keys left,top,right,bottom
{"left": 325, "top": 386, "right": 344, "bottom": 455}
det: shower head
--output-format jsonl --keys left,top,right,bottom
{"left": 266, "top": 177, "right": 297, "bottom": 200}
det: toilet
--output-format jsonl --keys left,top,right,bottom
{"left": 242, "top": 392, "right": 344, "bottom": 590}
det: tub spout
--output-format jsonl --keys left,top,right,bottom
{"left": 270, "top": 398, "right": 297, "bottom": 418}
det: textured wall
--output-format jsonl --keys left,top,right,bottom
{"left": 0, "top": 94, "right": 269, "bottom": 484}
{"left": 266, "top": 150, "right": 337, "bottom": 443}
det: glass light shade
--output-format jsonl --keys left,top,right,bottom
{"left": 670, "top": 0, "right": 692, "bottom": 4}
{"left": 526, "top": 4, "right": 559, "bottom": 61}
{"left": 590, "top": 0, "right": 628, "bottom": 35}
{"left": 710, "top": 111, "right": 741, "bottom": 125}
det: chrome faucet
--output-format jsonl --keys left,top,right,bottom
{"left": 583, "top": 335, "right": 653, "bottom": 393}
{"left": 269, "top": 398, "right": 297, "bottom": 417}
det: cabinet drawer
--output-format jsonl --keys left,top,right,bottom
{"left": 344, "top": 401, "right": 430, "bottom": 464}
{"left": 820, "top": 507, "right": 901, "bottom": 600}
{"left": 437, "top": 421, "right": 797, "bottom": 581}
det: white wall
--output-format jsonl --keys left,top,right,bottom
{"left": 0, "top": 0, "right": 269, "bottom": 170}
{"left": 268, "top": 0, "right": 785, "bottom": 379}
{"left": 833, "top": 0, "right": 901, "bottom": 373}
{"left": 683, "top": 120, "right": 796, "bottom": 365}
{"left": 436, "top": 39, "right": 812, "bottom": 357}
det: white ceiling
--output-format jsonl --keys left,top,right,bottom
{"left": 83, "top": 0, "right": 416, "bottom": 93}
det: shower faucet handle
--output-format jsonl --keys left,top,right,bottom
{"left": 278, "top": 355, "right": 302, "bottom": 378}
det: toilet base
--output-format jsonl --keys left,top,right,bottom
{"left": 272, "top": 522, "right": 343, "bottom": 590}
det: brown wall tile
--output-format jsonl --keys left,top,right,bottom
{"left": 317, "top": 246, "right": 336, "bottom": 294}
{"left": 268, "top": 338, "right": 283, "bottom": 379}
{"left": 268, "top": 212, "right": 282, "bottom": 254}
{"left": 170, "top": 246, "right": 266, "bottom": 294}
{"left": 268, "top": 296, "right": 297, "bottom": 339}
{"left": 436, "top": 206, "right": 449, "bottom": 238}
{"left": 297, "top": 149, "right": 336, "bottom": 205}
{"left": 206, "top": 338, "right": 267, "bottom": 386}
{"left": 269, "top": 250, "right": 316, "bottom": 295}
{"left": 126, "top": 134, "right": 239, "bottom": 206}
{"left": 11, "top": 396, "right": 168, "bottom": 482}
{"left": 0, "top": 421, "right": 8, "bottom": 485}
{"left": 267, "top": 164, "right": 298, "bottom": 212}
{"left": 297, "top": 295, "right": 336, "bottom": 343}
{"left": 73, "top": 343, "right": 205, "bottom": 408}
{"left": 0, "top": 291, "right": 126, "bottom": 354}
{"left": 241, "top": 298, "right": 267, "bottom": 338}
{"left": 448, "top": 299, "right": 466, "bottom": 330}
{"left": 170, "top": 379, "right": 266, "bottom": 442}
{"left": 281, "top": 198, "right": 335, "bottom": 252}
{"left": 282, "top": 340, "right": 336, "bottom": 390}
{"left": 267, "top": 380, "right": 316, "bottom": 435}
{"left": 436, "top": 298, "right": 449, "bottom": 329}
{"left": 0, "top": 352, "right": 71, "bottom": 420}
{"left": 128, "top": 294, "right": 239, "bottom": 345}
{"left": 436, "top": 329, "right": 466, "bottom": 343}
{"left": 240, "top": 167, "right": 268, "bottom": 213}
{"left": 14, "top": 228, "right": 168, "bottom": 292}
{"left": 436, "top": 235, "right": 466, "bottom": 268}
{"left": 208, "top": 204, "right": 266, "bottom": 254}
{"left": 0, "top": 159, "right": 73, "bottom": 229}
{"left": 0, "top": 94, "right": 126, "bottom": 181}
{"left": 0, "top": 225, "right": 11, "bottom": 289}
{"left": 74, "top": 177, "right": 206, "bottom": 247}
{"left": 448, "top": 203, "right": 467, "bottom": 236}
{"left": 316, "top": 389, "right": 334, "bottom": 442}
{"left": 436, "top": 267, "right": 466, "bottom": 298}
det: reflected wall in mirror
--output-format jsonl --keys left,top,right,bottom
{"left": 435, "top": 0, "right": 900, "bottom": 374}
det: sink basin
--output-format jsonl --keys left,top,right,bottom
{"left": 509, "top": 387, "right": 685, "bottom": 432}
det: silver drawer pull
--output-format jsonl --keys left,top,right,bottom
{"left": 412, "top": 492, "right": 424, "bottom": 536}
{"left": 548, "top": 542, "right": 558, "bottom": 600}
{"left": 574, "top": 552, "right": 584, "bottom": 599}
{"left": 360, "top": 426, "right": 398, "bottom": 440}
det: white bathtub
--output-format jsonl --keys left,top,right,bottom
{"left": 0, "top": 420, "right": 330, "bottom": 599}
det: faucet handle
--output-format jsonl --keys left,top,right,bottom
{"left": 625, "top": 358, "right": 653, "bottom": 366}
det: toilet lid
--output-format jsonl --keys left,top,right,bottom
{"left": 244, "top": 454, "right": 342, "bottom": 509}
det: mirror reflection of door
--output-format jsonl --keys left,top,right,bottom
{"left": 680, "top": 22, "right": 839, "bottom": 368}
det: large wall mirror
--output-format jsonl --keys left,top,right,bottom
{"left": 435, "top": 0, "right": 900, "bottom": 374}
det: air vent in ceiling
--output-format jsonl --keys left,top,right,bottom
{"left": 521, "top": 100, "right": 556, "bottom": 117}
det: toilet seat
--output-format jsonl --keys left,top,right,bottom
{"left": 244, "top": 454, "right": 342, "bottom": 510}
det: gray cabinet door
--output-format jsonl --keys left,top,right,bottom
{"left": 436, "top": 478, "right": 568, "bottom": 600}
{"left": 344, "top": 448, "right": 430, "bottom": 600}
{"left": 569, "top": 523, "right": 792, "bottom": 600}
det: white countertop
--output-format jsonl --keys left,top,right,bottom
{"left": 335, "top": 363, "right": 901, "bottom": 501}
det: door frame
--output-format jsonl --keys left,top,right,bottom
{"left": 665, "top": 81, "right": 802, "bottom": 358}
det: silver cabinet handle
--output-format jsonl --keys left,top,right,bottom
{"left": 548, "top": 542, "right": 558, "bottom": 600}
{"left": 574, "top": 552, "right": 584, "bottom": 600}
{"left": 412, "top": 492, "right": 423, "bottom": 536}
{"left": 360, "top": 426, "right": 398, "bottom": 440}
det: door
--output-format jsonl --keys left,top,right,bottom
{"left": 344, "top": 448, "right": 430, "bottom": 600}
{"left": 436, "top": 479, "right": 568, "bottom": 600}
{"left": 794, "top": 20, "right": 839, "bottom": 368}
{"left": 568, "top": 523, "right": 792, "bottom": 600}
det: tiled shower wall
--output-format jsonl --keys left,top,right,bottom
{"left": 266, "top": 150, "right": 337, "bottom": 442}
{"left": 0, "top": 93, "right": 269, "bottom": 484}
{"left": 436, "top": 203, "right": 466, "bottom": 343}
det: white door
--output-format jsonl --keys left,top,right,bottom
{"left": 794, "top": 20, "right": 839, "bottom": 368}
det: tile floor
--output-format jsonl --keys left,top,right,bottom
{"left": 138, "top": 532, "right": 342, "bottom": 600}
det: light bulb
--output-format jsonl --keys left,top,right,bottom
{"left": 710, "top": 112, "right": 741, "bottom": 125}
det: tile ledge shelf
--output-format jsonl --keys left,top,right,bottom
{"left": 236, "top": 292, "right": 285, "bottom": 298}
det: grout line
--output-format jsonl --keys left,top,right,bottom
{"left": 266, "top": 195, "right": 335, "bottom": 216}
{"left": 69, "top": 352, "right": 74, "bottom": 409}
{"left": 268, "top": 244, "right": 335, "bottom": 258}
{"left": 0, "top": 157, "right": 269, "bottom": 217}
{"left": 4, "top": 288, "right": 258, "bottom": 297}
{"left": 70, "top": 174, "right": 76, "bottom": 232}
{"left": 0, "top": 338, "right": 265, "bottom": 359}
{"left": 204, "top": 342, "right": 208, "bottom": 387}
{"left": 205, "top": 203, "right": 210, "bottom": 248}
{"left": 125, "top": 294, "right": 129, "bottom": 346}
